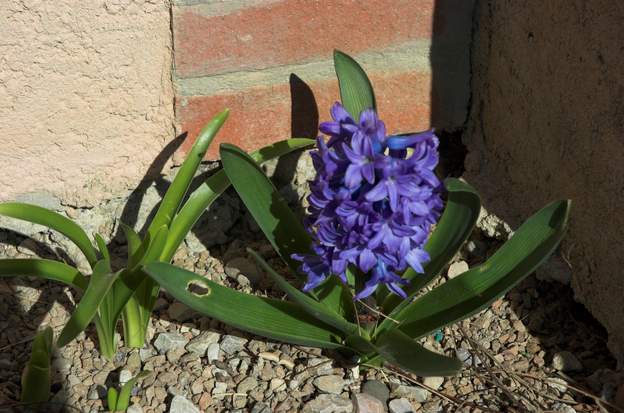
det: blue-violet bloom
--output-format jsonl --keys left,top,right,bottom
{"left": 292, "top": 103, "right": 443, "bottom": 300}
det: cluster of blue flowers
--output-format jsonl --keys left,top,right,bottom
{"left": 292, "top": 103, "right": 443, "bottom": 300}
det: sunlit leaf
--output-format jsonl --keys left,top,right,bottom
{"left": 334, "top": 50, "right": 376, "bottom": 119}
{"left": 0, "top": 202, "right": 98, "bottom": 266}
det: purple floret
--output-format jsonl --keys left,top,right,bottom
{"left": 292, "top": 102, "right": 443, "bottom": 300}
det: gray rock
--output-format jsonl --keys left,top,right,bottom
{"left": 455, "top": 348, "right": 481, "bottom": 366}
{"left": 169, "top": 395, "right": 200, "bottom": 413}
{"left": 237, "top": 377, "right": 258, "bottom": 394}
{"left": 126, "top": 351, "right": 141, "bottom": 372}
{"left": 552, "top": 351, "right": 583, "bottom": 372}
{"left": 393, "top": 385, "right": 429, "bottom": 402}
{"left": 127, "top": 404, "right": 143, "bottom": 413}
{"left": 552, "top": 403, "right": 577, "bottom": 413}
{"left": 206, "top": 342, "right": 220, "bottom": 363}
{"left": 352, "top": 393, "right": 385, "bottom": 413}
{"left": 388, "top": 398, "right": 414, "bottom": 413}
{"left": 87, "top": 384, "right": 106, "bottom": 400}
{"left": 119, "top": 369, "right": 133, "bottom": 385}
{"left": 154, "top": 332, "right": 189, "bottom": 354}
{"left": 251, "top": 402, "right": 272, "bottom": 413}
{"left": 186, "top": 331, "right": 220, "bottom": 356}
{"left": 139, "top": 346, "right": 156, "bottom": 362}
{"left": 220, "top": 335, "right": 247, "bottom": 354}
{"left": 447, "top": 261, "right": 469, "bottom": 279}
{"left": 476, "top": 207, "right": 513, "bottom": 240}
{"left": 362, "top": 380, "right": 390, "bottom": 405}
{"left": 422, "top": 376, "right": 444, "bottom": 391}
{"left": 225, "top": 257, "right": 263, "bottom": 286}
{"left": 303, "top": 394, "right": 353, "bottom": 413}
{"left": 314, "top": 375, "right": 346, "bottom": 394}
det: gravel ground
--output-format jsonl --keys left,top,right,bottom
{"left": 1, "top": 158, "right": 623, "bottom": 412}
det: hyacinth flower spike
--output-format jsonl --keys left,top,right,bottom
{"left": 292, "top": 102, "right": 443, "bottom": 300}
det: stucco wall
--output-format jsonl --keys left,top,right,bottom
{"left": 0, "top": 0, "right": 174, "bottom": 206}
{"left": 465, "top": 0, "right": 624, "bottom": 362}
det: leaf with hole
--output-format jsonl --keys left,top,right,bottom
{"left": 144, "top": 262, "right": 345, "bottom": 349}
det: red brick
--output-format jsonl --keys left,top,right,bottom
{"left": 174, "top": 0, "right": 434, "bottom": 78}
{"left": 176, "top": 71, "right": 432, "bottom": 159}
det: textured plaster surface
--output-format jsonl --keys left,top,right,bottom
{"left": 0, "top": 0, "right": 174, "bottom": 206}
{"left": 465, "top": 0, "right": 624, "bottom": 362}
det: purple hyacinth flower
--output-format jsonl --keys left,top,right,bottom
{"left": 292, "top": 102, "right": 443, "bottom": 300}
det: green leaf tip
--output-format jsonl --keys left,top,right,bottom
{"left": 333, "top": 49, "right": 376, "bottom": 119}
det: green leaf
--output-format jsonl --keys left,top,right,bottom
{"left": 380, "top": 178, "right": 481, "bottom": 320}
{"left": 114, "top": 371, "right": 151, "bottom": 412}
{"left": 144, "top": 262, "right": 345, "bottom": 349}
{"left": 395, "top": 200, "right": 571, "bottom": 340}
{"left": 20, "top": 327, "right": 54, "bottom": 404}
{"left": 147, "top": 110, "right": 229, "bottom": 238}
{"left": 95, "top": 233, "right": 111, "bottom": 262}
{"left": 247, "top": 248, "right": 360, "bottom": 338}
{"left": 162, "top": 138, "right": 314, "bottom": 261}
{"left": 119, "top": 222, "right": 143, "bottom": 266}
{"left": 0, "top": 258, "right": 87, "bottom": 290}
{"left": 57, "top": 259, "right": 120, "bottom": 347}
{"left": 373, "top": 329, "right": 461, "bottom": 377}
{"left": 0, "top": 202, "right": 98, "bottom": 267}
{"left": 220, "top": 143, "right": 310, "bottom": 271}
{"left": 334, "top": 50, "right": 376, "bottom": 119}
{"left": 107, "top": 387, "right": 118, "bottom": 412}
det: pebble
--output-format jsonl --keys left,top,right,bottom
{"left": 154, "top": 332, "right": 189, "bottom": 354}
{"left": 447, "top": 261, "right": 469, "bottom": 279}
{"left": 169, "top": 395, "right": 200, "bottom": 413}
{"left": 186, "top": 331, "right": 220, "bottom": 356}
{"left": 127, "top": 351, "right": 142, "bottom": 372}
{"left": 270, "top": 378, "right": 286, "bottom": 392}
{"left": 314, "top": 375, "right": 346, "bottom": 394}
{"left": 237, "top": 377, "right": 258, "bottom": 393}
{"left": 167, "top": 302, "right": 196, "bottom": 322}
{"left": 127, "top": 404, "right": 143, "bottom": 413}
{"left": 393, "top": 385, "right": 429, "bottom": 402}
{"left": 139, "top": 346, "right": 156, "bottom": 362}
{"left": 388, "top": 398, "right": 414, "bottom": 413}
{"left": 361, "top": 380, "right": 390, "bottom": 405}
{"left": 423, "top": 377, "right": 444, "bottom": 391}
{"left": 259, "top": 351, "right": 280, "bottom": 363}
{"left": 119, "top": 368, "right": 133, "bottom": 385}
{"left": 352, "top": 393, "right": 385, "bottom": 413}
{"left": 206, "top": 342, "right": 220, "bottom": 363}
{"left": 303, "top": 394, "right": 353, "bottom": 413}
{"left": 225, "top": 257, "right": 263, "bottom": 286}
{"left": 220, "top": 335, "right": 247, "bottom": 354}
{"left": 552, "top": 351, "right": 583, "bottom": 372}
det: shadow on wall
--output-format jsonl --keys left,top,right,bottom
{"left": 463, "top": 0, "right": 624, "bottom": 363}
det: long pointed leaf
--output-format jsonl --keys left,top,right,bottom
{"left": 162, "top": 138, "right": 314, "bottom": 261}
{"left": 395, "top": 200, "right": 571, "bottom": 340}
{"left": 247, "top": 248, "right": 360, "bottom": 338}
{"left": 334, "top": 50, "right": 376, "bottom": 119}
{"left": 144, "top": 262, "right": 344, "bottom": 349}
{"left": 20, "top": 327, "right": 54, "bottom": 403}
{"left": 373, "top": 329, "right": 461, "bottom": 377}
{"left": 147, "top": 110, "right": 228, "bottom": 237}
{"left": 120, "top": 222, "right": 143, "bottom": 266}
{"left": 57, "top": 259, "right": 119, "bottom": 347}
{"left": 0, "top": 203, "right": 97, "bottom": 266}
{"left": 114, "top": 371, "right": 151, "bottom": 412}
{"left": 0, "top": 258, "right": 87, "bottom": 290}
{"left": 381, "top": 178, "right": 481, "bottom": 317}
{"left": 220, "top": 143, "right": 310, "bottom": 271}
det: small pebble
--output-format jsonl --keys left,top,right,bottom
{"left": 389, "top": 398, "right": 414, "bottom": 413}
{"left": 552, "top": 351, "right": 583, "bottom": 372}
{"left": 352, "top": 393, "right": 385, "bottom": 413}
{"left": 447, "top": 261, "right": 469, "bottom": 279}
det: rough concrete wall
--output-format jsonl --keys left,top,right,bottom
{"left": 0, "top": 0, "right": 174, "bottom": 206}
{"left": 465, "top": 0, "right": 624, "bottom": 362}
{"left": 172, "top": 0, "right": 473, "bottom": 158}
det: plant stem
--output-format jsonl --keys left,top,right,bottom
{"left": 122, "top": 297, "right": 145, "bottom": 348}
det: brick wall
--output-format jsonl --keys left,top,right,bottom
{"left": 172, "top": 0, "right": 471, "bottom": 159}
